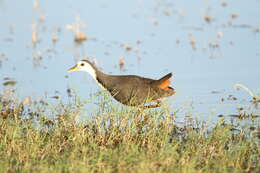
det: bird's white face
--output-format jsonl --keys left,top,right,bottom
{"left": 67, "top": 60, "right": 97, "bottom": 79}
{"left": 67, "top": 60, "right": 106, "bottom": 90}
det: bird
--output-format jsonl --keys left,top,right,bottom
{"left": 67, "top": 59, "right": 175, "bottom": 109}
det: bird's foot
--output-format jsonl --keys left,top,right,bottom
{"left": 138, "top": 100, "right": 162, "bottom": 109}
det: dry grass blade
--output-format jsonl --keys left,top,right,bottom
{"left": 234, "top": 83, "right": 258, "bottom": 100}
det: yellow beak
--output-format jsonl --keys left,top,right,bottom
{"left": 67, "top": 65, "right": 79, "bottom": 72}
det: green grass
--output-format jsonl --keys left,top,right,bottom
{"left": 0, "top": 93, "right": 259, "bottom": 173}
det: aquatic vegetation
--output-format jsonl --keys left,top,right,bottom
{"left": 0, "top": 93, "right": 259, "bottom": 173}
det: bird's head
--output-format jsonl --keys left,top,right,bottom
{"left": 67, "top": 59, "right": 97, "bottom": 78}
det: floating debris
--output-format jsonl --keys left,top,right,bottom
{"left": 238, "top": 107, "right": 244, "bottom": 111}
{"left": 209, "top": 41, "right": 220, "bottom": 49}
{"left": 52, "top": 32, "right": 58, "bottom": 43}
{"left": 253, "top": 28, "right": 260, "bottom": 33}
{"left": 230, "top": 13, "right": 238, "bottom": 19}
{"left": 0, "top": 52, "right": 6, "bottom": 57}
{"left": 118, "top": 56, "right": 126, "bottom": 72}
{"left": 230, "top": 24, "right": 252, "bottom": 29}
{"left": 3, "top": 77, "right": 12, "bottom": 81}
{"left": 104, "top": 52, "right": 110, "bottom": 56}
{"left": 183, "top": 26, "right": 204, "bottom": 31}
{"left": 217, "top": 32, "right": 223, "bottom": 39}
{"left": 163, "top": 9, "right": 173, "bottom": 16}
{"left": 150, "top": 18, "right": 159, "bottom": 25}
{"left": 121, "top": 43, "right": 132, "bottom": 52}
{"left": 211, "top": 90, "right": 224, "bottom": 94}
{"left": 228, "top": 113, "right": 259, "bottom": 119}
{"left": 9, "top": 25, "right": 15, "bottom": 35}
{"left": 227, "top": 94, "right": 237, "bottom": 101}
{"left": 66, "top": 17, "right": 88, "bottom": 44}
{"left": 218, "top": 114, "right": 224, "bottom": 117}
{"left": 32, "top": 22, "right": 38, "bottom": 47}
{"left": 221, "top": 2, "right": 228, "bottom": 7}
{"left": 74, "top": 31, "right": 87, "bottom": 43}
{"left": 3, "top": 37, "right": 14, "bottom": 42}
{"left": 66, "top": 24, "right": 87, "bottom": 43}
{"left": 38, "top": 15, "right": 45, "bottom": 23}
{"left": 33, "top": 0, "right": 39, "bottom": 9}
{"left": 136, "top": 40, "right": 142, "bottom": 45}
{"left": 3, "top": 80, "right": 17, "bottom": 86}
{"left": 31, "top": 0, "right": 46, "bottom": 46}
{"left": 66, "top": 88, "right": 72, "bottom": 97}
{"left": 51, "top": 96, "right": 60, "bottom": 99}
{"left": 204, "top": 15, "right": 213, "bottom": 23}
{"left": 33, "top": 0, "right": 45, "bottom": 23}
{"left": 189, "top": 36, "right": 196, "bottom": 50}
{"left": 32, "top": 51, "right": 43, "bottom": 67}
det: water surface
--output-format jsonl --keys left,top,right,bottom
{"left": 0, "top": 0, "right": 259, "bottom": 122}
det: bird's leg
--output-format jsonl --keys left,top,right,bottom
{"left": 135, "top": 107, "right": 144, "bottom": 117}
{"left": 154, "top": 100, "right": 162, "bottom": 107}
{"left": 133, "top": 100, "right": 162, "bottom": 132}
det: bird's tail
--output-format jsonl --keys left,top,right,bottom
{"left": 154, "top": 73, "right": 174, "bottom": 91}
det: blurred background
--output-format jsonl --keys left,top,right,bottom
{"left": 0, "top": 0, "right": 259, "bottom": 121}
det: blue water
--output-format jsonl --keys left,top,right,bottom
{"left": 0, "top": 0, "right": 259, "bottom": 122}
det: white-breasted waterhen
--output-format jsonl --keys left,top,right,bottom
{"left": 67, "top": 60, "right": 175, "bottom": 109}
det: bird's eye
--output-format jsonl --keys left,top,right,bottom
{"left": 80, "top": 63, "right": 84, "bottom": 66}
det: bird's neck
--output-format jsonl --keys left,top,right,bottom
{"left": 95, "top": 71, "right": 108, "bottom": 90}
{"left": 83, "top": 65, "right": 108, "bottom": 90}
